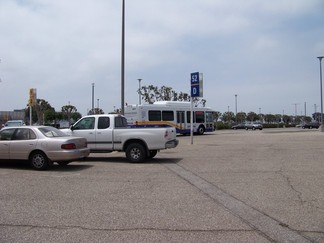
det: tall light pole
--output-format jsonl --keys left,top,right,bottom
{"left": 235, "top": 94, "right": 238, "bottom": 122}
{"left": 0, "top": 58, "right": 2, "bottom": 83}
{"left": 138, "top": 78, "right": 142, "bottom": 105}
{"left": 318, "top": 56, "right": 324, "bottom": 132}
{"left": 91, "top": 83, "right": 95, "bottom": 114}
{"left": 121, "top": 0, "right": 125, "bottom": 115}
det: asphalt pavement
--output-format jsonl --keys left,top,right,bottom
{"left": 0, "top": 128, "right": 323, "bottom": 242}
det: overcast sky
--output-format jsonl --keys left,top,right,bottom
{"left": 1, "top": 0, "right": 324, "bottom": 116}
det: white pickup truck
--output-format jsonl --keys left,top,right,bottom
{"left": 61, "top": 114, "right": 178, "bottom": 162}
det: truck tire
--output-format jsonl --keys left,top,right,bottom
{"left": 125, "top": 143, "right": 146, "bottom": 162}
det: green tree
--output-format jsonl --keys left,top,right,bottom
{"left": 213, "top": 111, "right": 221, "bottom": 122}
{"left": 221, "top": 111, "right": 235, "bottom": 123}
{"left": 264, "top": 114, "right": 276, "bottom": 123}
{"left": 312, "top": 112, "right": 321, "bottom": 122}
{"left": 236, "top": 112, "right": 247, "bottom": 123}
{"left": 139, "top": 85, "right": 206, "bottom": 106}
{"left": 71, "top": 112, "right": 82, "bottom": 122}
{"left": 92, "top": 108, "right": 104, "bottom": 115}
{"left": 62, "top": 105, "right": 81, "bottom": 126}
{"left": 274, "top": 114, "right": 282, "bottom": 123}
{"left": 282, "top": 115, "right": 291, "bottom": 124}
{"left": 247, "top": 112, "right": 258, "bottom": 122}
{"left": 33, "top": 99, "right": 53, "bottom": 125}
{"left": 44, "top": 108, "right": 56, "bottom": 124}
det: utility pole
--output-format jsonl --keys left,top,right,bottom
{"left": 91, "top": 83, "right": 95, "bottom": 114}
{"left": 138, "top": 78, "right": 142, "bottom": 105}
{"left": 121, "top": 0, "right": 125, "bottom": 115}
{"left": 317, "top": 56, "right": 324, "bottom": 131}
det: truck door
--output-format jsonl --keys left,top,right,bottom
{"left": 70, "top": 117, "right": 96, "bottom": 149}
{"left": 95, "top": 116, "right": 113, "bottom": 150}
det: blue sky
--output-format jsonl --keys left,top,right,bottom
{"left": 0, "top": 0, "right": 323, "bottom": 116}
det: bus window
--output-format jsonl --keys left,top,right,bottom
{"left": 177, "top": 111, "right": 185, "bottom": 123}
{"left": 206, "top": 111, "right": 214, "bottom": 122}
{"left": 162, "top": 110, "right": 174, "bottom": 121}
{"left": 148, "top": 110, "right": 161, "bottom": 121}
{"left": 195, "top": 111, "right": 205, "bottom": 123}
{"left": 186, "top": 111, "right": 196, "bottom": 123}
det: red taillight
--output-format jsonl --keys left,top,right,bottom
{"left": 61, "top": 143, "right": 76, "bottom": 150}
{"left": 164, "top": 130, "right": 168, "bottom": 138}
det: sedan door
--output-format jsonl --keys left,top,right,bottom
{"left": 9, "top": 128, "right": 37, "bottom": 160}
{"left": 0, "top": 128, "right": 15, "bottom": 159}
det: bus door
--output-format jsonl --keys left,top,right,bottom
{"left": 205, "top": 111, "right": 215, "bottom": 132}
{"left": 176, "top": 111, "right": 185, "bottom": 133}
{"left": 186, "top": 111, "right": 196, "bottom": 133}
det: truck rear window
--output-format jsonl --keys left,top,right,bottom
{"left": 98, "top": 117, "right": 110, "bottom": 129}
{"left": 115, "top": 117, "right": 128, "bottom": 128}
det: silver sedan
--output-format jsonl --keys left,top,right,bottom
{"left": 0, "top": 126, "right": 90, "bottom": 170}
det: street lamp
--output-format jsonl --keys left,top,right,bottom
{"left": 317, "top": 56, "right": 324, "bottom": 132}
{"left": 138, "top": 78, "right": 142, "bottom": 105}
{"left": 120, "top": 0, "right": 125, "bottom": 115}
{"left": 235, "top": 94, "right": 238, "bottom": 122}
{"left": 91, "top": 83, "right": 95, "bottom": 114}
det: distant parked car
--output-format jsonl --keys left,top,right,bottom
{"left": 302, "top": 122, "right": 320, "bottom": 129}
{"left": 232, "top": 122, "right": 263, "bottom": 130}
{"left": 2, "top": 120, "right": 25, "bottom": 128}
{"left": 245, "top": 123, "right": 263, "bottom": 130}
{"left": 231, "top": 123, "right": 246, "bottom": 129}
{"left": 0, "top": 126, "right": 90, "bottom": 170}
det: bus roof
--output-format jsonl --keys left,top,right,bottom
{"left": 153, "top": 101, "right": 191, "bottom": 106}
{"left": 125, "top": 101, "right": 214, "bottom": 111}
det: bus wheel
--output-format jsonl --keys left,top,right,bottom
{"left": 197, "top": 125, "right": 205, "bottom": 135}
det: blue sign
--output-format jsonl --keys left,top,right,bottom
{"left": 191, "top": 72, "right": 199, "bottom": 85}
{"left": 191, "top": 72, "right": 202, "bottom": 97}
{"left": 191, "top": 85, "right": 200, "bottom": 97}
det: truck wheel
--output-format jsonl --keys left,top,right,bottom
{"left": 148, "top": 150, "right": 158, "bottom": 159}
{"left": 29, "top": 151, "right": 50, "bottom": 170}
{"left": 126, "top": 143, "right": 146, "bottom": 162}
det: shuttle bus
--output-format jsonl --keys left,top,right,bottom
{"left": 124, "top": 101, "right": 215, "bottom": 135}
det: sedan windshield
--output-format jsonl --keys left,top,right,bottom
{"left": 38, "top": 127, "right": 67, "bottom": 137}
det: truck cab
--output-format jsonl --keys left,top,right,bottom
{"left": 63, "top": 114, "right": 178, "bottom": 162}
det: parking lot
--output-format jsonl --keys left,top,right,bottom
{"left": 0, "top": 128, "right": 323, "bottom": 242}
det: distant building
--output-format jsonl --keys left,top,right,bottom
{"left": 0, "top": 110, "right": 25, "bottom": 126}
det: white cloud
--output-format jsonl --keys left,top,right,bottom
{"left": 0, "top": 0, "right": 323, "bottom": 117}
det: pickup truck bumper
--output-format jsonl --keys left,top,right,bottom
{"left": 165, "top": 139, "right": 179, "bottom": 149}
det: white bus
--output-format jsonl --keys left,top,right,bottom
{"left": 124, "top": 101, "right": 215, "bottom": 135}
